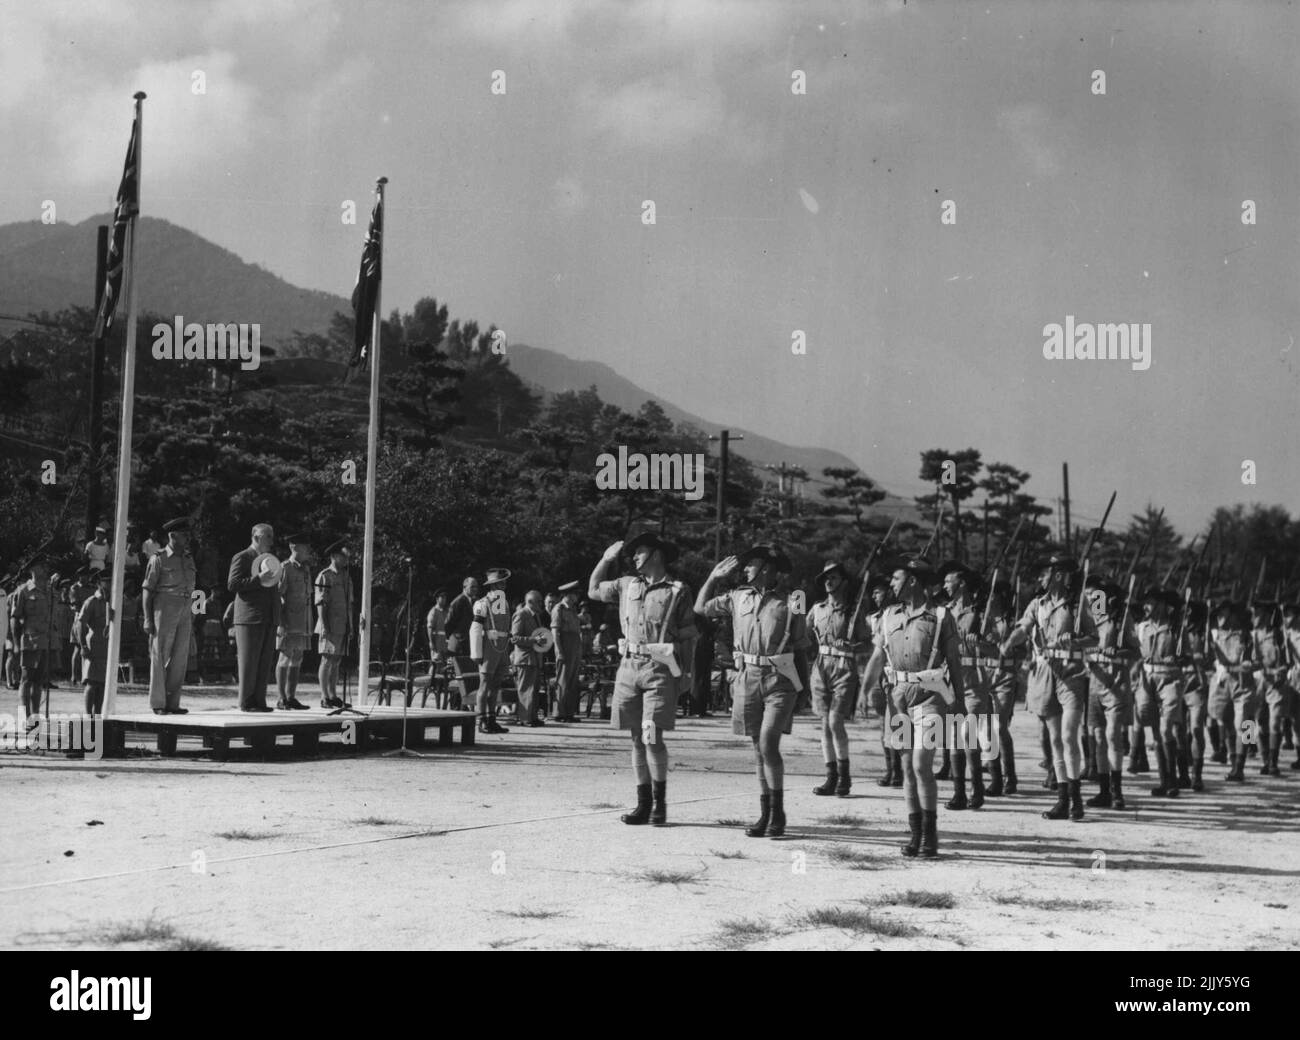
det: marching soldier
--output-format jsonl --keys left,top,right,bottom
{"left": 697, "top": 544, "right": 809, "bottom": 838}
{"left": 1250, "top": 600, "right": 1291, "bottom": 776}
{"left": 983, "top": 582, "right": 1024, "bottom": 796}
{"left": 472, "top": 568, "right": 513, "bottom": 734}
{"left": 275, "top": 532, "right": 313, "bottom": 710}
{"left": 510, "top": 590, "right": 548, "bottom": 727}
{"left": 11, "top": 557, "right": 58, "bottom": 719}
{"left": 1083, "top": 576, "right": 1138, "bottom": 808}
{"left": 315, "top": 540, "right": 354, "bottom": 708}
{"left": 142, "top": 518, "right": 196, "bottom": 715}
{"left": 1283, "top": 601, "right": 1300, "bottom": 770}
{"left": 1208, "top": 599, "right": 1256, "bottom": 782}
{"left": 551, "top": 580, "right": 584, "bottom": 722}
{"left": 865, "top": 576, "right": 903, "bottom": 787}
{"left": 590, "top": 533, "right": 697, "bottom": 826}
{"left": 1135, "top": 588, "right": 1187, "bottom": 797}
{"left": 806, "top": 561, "right": 871, "bottom": 798}
{"left": 1181, "top": 600, "right": 1211, "bottom": 789}
{"left": 938, "top": 560, "right": 992, "bottom": 810}
{"left": 1001, "top": 554, "right": 1097, "bottom": 821}
{"left": 861, "top": 556, "right": 967, "bottom": 857}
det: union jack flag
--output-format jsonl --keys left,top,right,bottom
{"left": 92, "top": 112, "right": 140, "bottom": 340}
{"left": 349, "top": 188, "right": 383, "bottom": 371}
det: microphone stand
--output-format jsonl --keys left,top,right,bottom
{"left": 384, "top": 557, "right": 426, "bottom": 757}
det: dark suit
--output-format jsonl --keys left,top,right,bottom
{"left": 229, "top": 546, "right": 281, "bottom": 710}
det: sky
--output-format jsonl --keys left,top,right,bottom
{"left": 2, "top": 0, "right": 1297, "bottom": 536}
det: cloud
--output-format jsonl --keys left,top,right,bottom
{"left": 997, "top": 104, "right": 1062, "bottom": 178}
{"left": 577, "top": 74, "right": 728, "bottom": 150}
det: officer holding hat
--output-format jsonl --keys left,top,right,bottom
{"left": 142, "top": 517, "right": 196, "bottom": 715}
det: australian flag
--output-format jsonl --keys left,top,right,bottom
{"left": 92, "top": 112, "right": 140, "bottom": 340}
{"left": 349, "top": 189, "right": 383, "bottom": 372}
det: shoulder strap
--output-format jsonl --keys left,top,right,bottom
{"left": 926, "top": 606, "right": 947, "bottom": 670}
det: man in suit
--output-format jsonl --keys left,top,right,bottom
{"left": 511, "top": 590, "right": 549, "bottom": 727}
{"left": 228, "top": 523, "right": 281, "bottom": 712}
{"left": 551, "top": 581, "right": 584, "bottom": 722}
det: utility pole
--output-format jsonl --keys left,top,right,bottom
{"left": 982, "top": 499, "right": 990, "bottom": 569}
{"left": 709, "top": 430, "right": 742, "bottom": 559}
{"left": 86, "top": 224, "right": 108, "bottom": 541}
{"left": 1061, "top": 462, "right": 1072, "bottom": 556}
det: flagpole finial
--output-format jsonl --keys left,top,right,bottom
{"left": 376, "top": 176, "right": 388, "bottom": 186}
{"left": 134, "top": 91, "right": 147, "bottom": 100}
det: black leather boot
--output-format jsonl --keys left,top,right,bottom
{"left": 1177, "top": 749, "right": 1191, "bottom": 789}
{"left": 919, "top": 810, "right": 938, "bottom": 858}
{"left": 621, "top": 784, "right": 652, "bottom": 825}
{"left": 1004, "top": 755, "right": 1018, "bottom": 795}
{"left": 1164, "top": 739, "right": 1181, "bottom": 797}
{"left": 901, "top": 811, "right": 922, "bottom": 857}
{"left": 1042, "top": 782, "right": 1070, "bottom": 820}
{"left": 1068, "top": 779, "right": 1085, "bottom": 821}
{"left": 1111, "top": 771, "right": 1126, "bottom": 810}
{"left": 1151, "top": 741, "right": 1173, "bottom": 796}
{"left": 813, "top": 761, "right": 838, "bottom": 795}
{"left": 946, "top": 750, "right": 968, "bottom": 810}
{"left": 650, "top": 781, "right": 667, "bottom": 826}
{"left": 1042, "top": 763, "right": 1058, "bottom": 790}
{"left": 767, "top": 789, "right": 786, "bottom": 837}
{"left": 969, "top": 751, "right": 985, "bottom": 809}
{"left": 746, "top": 794, "right": 771, "bottom": 837}
{"left": 891, "top": 750, "right": 904, "bottom": 787}
{"left": 987, "top": 758, "right": 1004, "bottom": 797}
{"left": 1225, "top": 753, "right": 1245, "bottom": 782}
{"left": 1086, "top": 771, "right": 1112, "bottom": 808}
{"left": 836, "top": 758, "right": 852, "bottom": 797}
{"left": 1192, "top": 756, "right": 1204, "bottom": 792}
{"left": 877, "top": 749, "right": 895, "bottom": 787}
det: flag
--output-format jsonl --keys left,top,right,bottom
{"left": 349, "top": 190, "right": 383, "bottom": 371}
{"left": 92, "top": 112, "right": 140, "bottom": 340}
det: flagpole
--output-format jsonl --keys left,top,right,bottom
{"left": 103, "top": 91, "right": 146, "bottom": 720}
{"left": 356, "top": 176, "right": 386, "bottom": 705}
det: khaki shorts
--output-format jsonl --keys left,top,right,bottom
{"left": 889, "top": 680, "right": 947, "bottom": 719}
{"left": 20, "top": 649, "right": 49, "bottom": 683}
{"left": 611, "top": 656, "right": 678, "bottom": 733}
{"left": 1027, "top": 661, "right": 1087, "bottom": 719}
{"left": 732, "top": 664, "right": 798, "bottom": 736}
{"left": 811, "top": 657, "right": 858, "bottom": 718}
{"left": 278, "top": 631, "right": 308, "bottom": 665}
{"left": 1088, "top": 679, "right": 1131, "bottom": 729}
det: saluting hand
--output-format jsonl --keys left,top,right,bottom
{"left": 710, "top": 556, "right": 740, "bottom": 581}
{"left": 602, "top": 541, "right": 624, "bottom": 563}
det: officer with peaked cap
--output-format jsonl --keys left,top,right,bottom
{"left": 472, "top": 567, "right": 513, "bottom": 733}
{"left": 591, "top": 531, "right": 697, "bottom": 826}
{"left": 551, "top": 580, "right": 584, "bottom": 722}
{"left": 1001, "top": 553, "right": 1098, "bottom": 821}
{"left": 142, "top": 518, "right": 196, "bottom": 715}
{"left": 315, "top": 539, "right": 353, "bottom": 708}
{"left": 698, "top": 543, "right": 810, "bottom": 839}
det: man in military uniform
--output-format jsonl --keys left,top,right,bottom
{"left": 860, "top": 557, "right": 967, "bottom": 857}
{"left": 1207, "top": 600, "right": 1255, "bottom": 782}
{"left": 864, "top": 575, "right": 903, "bottom": 787}
{"left": 426, "top": 588, "right": 449, "bottom": 664}
{"left": 696, "top": 544, "right": 807, "bottom": 837}
{"left": 275, "top": 532, "right": 313, "bottom": 711}
{"left": 76, "top": 569, "right": 112, "bottom": 714}
{"left": 315, "top": 540, "right": 354, "bottom": 708}
{"left": 982, "top": 582, "right": 1024, "bottom": 796}
{"left": 590, "top": 533, "right": 697, "bottom": 827}
{"left": 1250, "top": 600, "right": 1292, "bottom": 776}
{"left": 510, "top": 589, "right": 548, "bottom": 727}
{"left": 1001, "top": 554, "right": 1098, "bottom": 821}
{"left": 1135, "top": 587, "right": 1187, "bottom": 797}
{"left": 551, "top": 580, "right": 584, "bottom": 722}
{"left": 1181, "top": 600, "right": 1211, "bottom": 789}
{"left": 68, "top": 567, "right": 94, "bottom": 685}
{"left": 806, "top": 561, "right": 871, "bottom": 798}
{"left": 938, "top": 560, "right": 993, "bottom": 810}
{"left": 1283, "top": 601, "right": 1300, "bottom": 770}
{"left": 142, "top": 518, "right": 196, "bottom": 715}
{"left": 470, "top": 568, "right": 513, "bottom": 733}
{"left": 1083, "top": 576, "right": 1138, "bottom": 808}
{"left": 12, "top": 557, "right": 58, "bottom": 719}
{"left": 229, "top": 523, "right": 280, "bottom": 712}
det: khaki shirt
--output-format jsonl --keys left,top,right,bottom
{"left": 315, "top": 565, "right": 354, "bottom": 636}
{"left": 12, "top": 581, "right": 57, "bottom": 650}
{"left": 551, "top": 601, "right": 583, "bottom": 659}
{"left": 593, "top": 575, "right": 697, "bottom": 645}
{"left": 876, "top": 601, "right": 961, "bottom": 674}
{"left": 143, "top": 544, "right": 196, "bottom": 599}
{"left": 701, "top": 586, "right": 807, "bottom": 657}
{"left": 278, "top": 557, "right": 314, "bottom": 635}
{"left": 807, "top": 597, "right": 868, "bottom": 653}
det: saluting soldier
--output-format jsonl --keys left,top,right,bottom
{"left": 275, "top": 532, "right": 313, "bottom": 711}
{"left": 1250, "top": 600, "right": 1291, "bottom": 776}
{"left": 1001, "top": 554, "right": 1098, "bottom": 821}
{"left": 1083, "top": 577, "right": 1138, "bottom": 808}
{"left": 471, "top": 568, "right": 513, "bottom": 733}
{"left": 590, "top": 533, "right": 697, "bottom": 827}
{"left": 697, "top": 544, "right": 809, "bottom": 838}
{"left": 805, "top": 561, "right": 871, "bottom": 798}
{"left": 315, "top": 540, "right": 354, "bottom": 708}
{"left": 551, "top": 580, "right": 584, "bottom": 722}
{"left": 142, "top": 518, "right": 196, "bottom": 715}
{"left": 938, "top": 560, "right": 993, "bottom": 810}
{"left": 1135, "top": 587, "right": 1187, "bottom": 798}
{"left": 12, "top": 557, "right": 58, "bottom": 719}
{"left": 860, "top": 556, "right": 967, "bottom": 857}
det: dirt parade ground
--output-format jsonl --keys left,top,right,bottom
{"left": 2, "top": 682, "right": 1297, "bottom": 952}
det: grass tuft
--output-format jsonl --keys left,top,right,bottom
{"left": 716, "top": 818, "right": 748, "bottom": 827}
{"left": 991, "top": 894, "right": 1107, "bottom": 912}
{"left": 214, "top": 828, "right": 277, "bottom": 841}
{"left": 500, "top": 908, "right": 565, "bottom": 920}
{"left": 638, "top": 869, "right": 702, "bottom": 885}
{"left": 820, "top": 814, "right": 864, "bottom": 827}
{"left": 822, "top": 845, "right": 879, "bottom": 869}
{"left": 878, "top": 889, "right": 957, "bottom": 910}
{"left": 352, "top": 816, "right": 404, "bottom": 826}
{"left": 794, "top": 906, "right": 922, "bottom": 938}
{"left": 710, "top": 849, "right": 748, "bottom": 860}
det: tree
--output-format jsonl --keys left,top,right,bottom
{"left": 917, "top": 447, "right": 983, "bottom": 560}
{"left": 821, "top": 466, "right": 886, "bottom": 528}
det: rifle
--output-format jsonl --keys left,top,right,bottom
{"left": 847, "top": 515, "right": 900, "bottom": 636}
{"left": 1073, "top": 559, "right": 1090, "bottom": 636}
{"left": 1077, "top": 490, "right": 1117, "bottom": 568}
{"left": 979, "top": 567, "right": 1000, "bottom": 638}
{"left": 986, "top": 514, "right": 1025, "bottom": 581}
{"left": 1174, "top": 586, "right": 1193, "bottom": 658}
{"left": 1182, "top": 534, "right": 1210, "bottom": 596}
{"left": 920, "top": 499, "right": 945, "bottom": 561}
{"left": 1161, "top": 535, "right": 1195, "bottom": 587}
{"left": 1126, "top": 507, "right": 1163, "bottom": 589}
{"left": 1247, "top": 558, "right": 1267, "bottom": 610}
{"left": 1116, "top": 573, "right": 1137, "bottom": 655}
